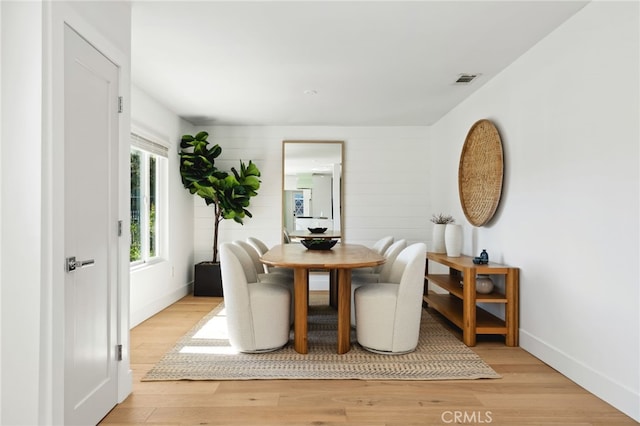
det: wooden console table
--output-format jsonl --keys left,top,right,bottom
{"left": 424, "top": 252, "right": 519, "bottom": 347}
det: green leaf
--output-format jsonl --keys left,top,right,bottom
{"left": 244, "top": 161, "right": 261, "bottom": 177}
{"left": 243, "top": 175, "right": 261, "bottom": 190}
{"left": 195, "top": 131, "right": 209, "bottom": 141}
{"left": 208, "top": 145, "right": 222, "bottom": 158}
{"left": 195, "top": 186, "right": 216, "bottom": 201}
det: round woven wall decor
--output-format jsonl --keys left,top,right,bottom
{"left": 458, "top": 119, "right": 504, "bottom": 226}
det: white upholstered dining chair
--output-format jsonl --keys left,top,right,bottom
{"left": 352, "top": 235, "right": 395, "bottom": 276}
{"left": 354, "top": 242, "right": 427, "bottom": 354}
{"left": 246, "top": 237, "right": 294, "bottom": 276}
{"left": 371, "top": 235, "right": 395, "bottom": 255}
{"left": 350, "top": 239, "right": 407, "bottom": 326}
{"left": 219, "top": 243, "right": 291, "bottom": 353}
{"left": 233, "top": 240, "right": 293, "bottom": 287}
{"left": 232, "top": 240, "right": 294, "bottom": 323}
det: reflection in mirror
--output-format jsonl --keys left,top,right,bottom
{"left": 282, "top": 141, "right": 343, "bottom": 241}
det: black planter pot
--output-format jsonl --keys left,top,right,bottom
{"left": 193, "top": 262, "right": 223, "bottom": 297}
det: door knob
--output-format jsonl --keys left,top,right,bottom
{"left": 66, "top": 256, "right": 95, "bottom": 272}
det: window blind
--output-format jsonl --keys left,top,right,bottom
{"left": 131, "top": 132, "right": 169, "bottom": 157}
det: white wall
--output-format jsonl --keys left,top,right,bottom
{"left": 129, "top": 86, "right": 195, "bottom": 327}
{"left": 430, "top": 2, "right": 639, "bottom": 421}
{"left": 0, "top": 2, "right": 43, "bottom": 424}
{"left": 192, "top": 126, "right": 431, "bottom": 263}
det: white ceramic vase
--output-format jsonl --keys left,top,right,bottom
{"left": 431, "top": 224, "right": 447, "bottom": 253}
{"left": 444, "top": 224, "right": 462, "bottom": 257}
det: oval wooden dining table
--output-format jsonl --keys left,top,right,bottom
{"left": 261, "top": 243, "right": 385, "bottom": 354}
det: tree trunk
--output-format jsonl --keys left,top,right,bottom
{"left": 212, "top": 203, "right": 222, "bottom": 263}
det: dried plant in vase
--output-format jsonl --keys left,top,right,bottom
{"left": 430, "top": 214, "right": 454, "bottom": 253}
{"left": 430, "top": 213, "right": 455, "bottom": 225}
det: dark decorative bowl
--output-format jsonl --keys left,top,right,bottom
{"left": 308, "top": 227, "right": 328, "bottom": 234}
{"left": 301, "top": 239, "right": 337, "bottom": 250}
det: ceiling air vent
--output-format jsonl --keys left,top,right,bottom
{"left": 455, "top": 74, "right": 479, "bottom": 84}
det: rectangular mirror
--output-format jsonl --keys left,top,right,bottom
{"left": 282, "top": 141, "right": 343, "bottom": 242}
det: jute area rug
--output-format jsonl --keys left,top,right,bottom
{"left": 142, "top": 295, "right": 500, "bottom": 382}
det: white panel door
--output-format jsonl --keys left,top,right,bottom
{"left": 63, "top": 24, "right": 119, "bottom": 426}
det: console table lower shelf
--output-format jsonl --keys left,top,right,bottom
{"left": 424, "top": 293, "right": 509, "bottom": 335}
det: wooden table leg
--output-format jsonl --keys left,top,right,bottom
{"left": 337, "top": 269, "right": 351, "bottom": 354}
{"left": 462, "top": 271, "right": 477, "bottom": 347}
{"left": 329, "top": 269, "right": 338, "bottom": 308}
{"left": 293, "top": 268, "right": 309, "bottom": 354}
{"left": 505, "top": 269, "right": 519, "bottom": 347}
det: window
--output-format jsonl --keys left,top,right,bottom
{"left": 293, "top": 191, "right": 304, "bottom": 216}
{"left": 130, "top": 132, "right": 168, "bottom": 265}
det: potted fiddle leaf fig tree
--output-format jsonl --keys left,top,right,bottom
{"left": 179, "top": 131, "right": 261, "bottom": 296}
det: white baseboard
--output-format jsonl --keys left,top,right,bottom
{"left": 130, "top": 283, "right": 192, "bottom": 328}
{"left": 520, "top": 329, "right": 639, "bottom": 422}
{"left": 117, "top": 367, "right": 132, "bottom": 403}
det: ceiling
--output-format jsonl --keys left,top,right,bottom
{"left": 131, "top": 1, "right": 588, "bottom": 127}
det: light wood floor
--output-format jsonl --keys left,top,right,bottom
{"left": 100, "top": 293, "right": 636, "bottom": 425}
